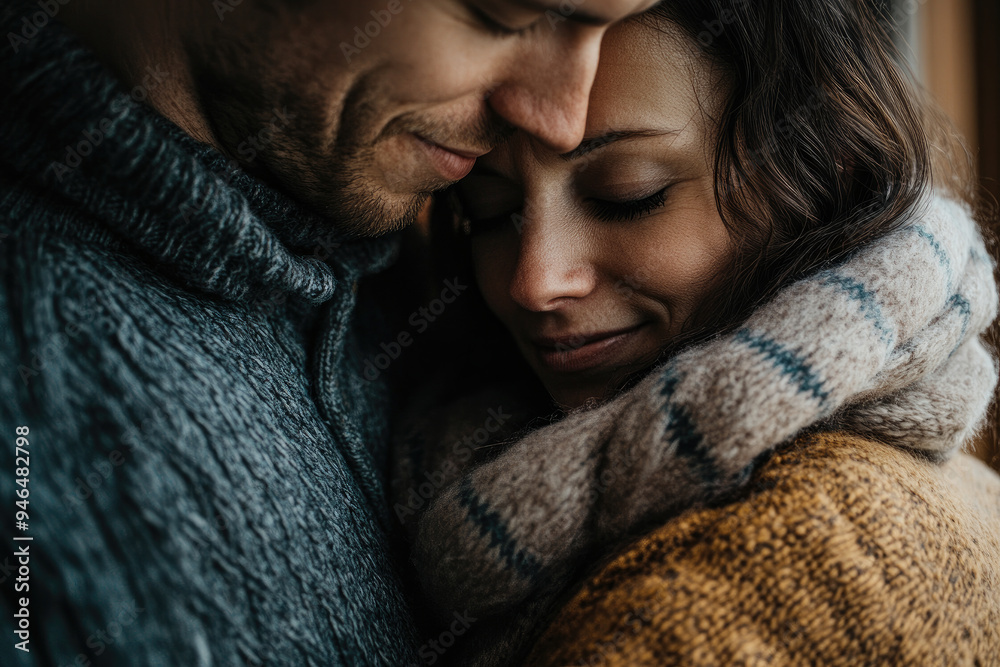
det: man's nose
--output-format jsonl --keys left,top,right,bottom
{"left": 508, "top": 207, "right": 598, "bottom": 311}
{"left": 486, "top": 28, "right": 603, "bottom": 154}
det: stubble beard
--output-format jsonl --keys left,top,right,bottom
{"left": 306, "top": 141, "right": 433, "bottom": 238}
{"left": 305, "top": 104, "right": 514, "bottom": 238}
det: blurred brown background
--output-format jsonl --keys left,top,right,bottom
{"left": 889, "top": 0, "right": 1000, "bottom": 471}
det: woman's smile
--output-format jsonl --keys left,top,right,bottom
{"left": 528, "top": 322, "right": 651, "bottom": 374}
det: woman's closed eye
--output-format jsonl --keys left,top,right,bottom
{"left": 457, "top": 182, "right": 677, "bottom": 234}
{"left": 454, "top": 172, "right": 524, "bottom": 235}
{"left": 588, "top": 185, "right": 672, "bottom": 223}
{"left": 466, "top": 207, "right": 522, "bottom": 235}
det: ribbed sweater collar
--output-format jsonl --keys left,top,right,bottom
{"left": 0, "top": 1, "right": 396, "bottom": 304}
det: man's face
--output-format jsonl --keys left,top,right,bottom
{"left": 186, "top": 0, "right": 657, "bottom": 237}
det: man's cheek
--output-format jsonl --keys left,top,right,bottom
{"left": 381, "top": 27, "right": 509, "bottom": 102}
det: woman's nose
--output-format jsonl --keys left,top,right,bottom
{"left": 507, "top": 211, "right": 598, "bottom": 311}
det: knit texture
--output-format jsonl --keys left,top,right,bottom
{"left": 524, "top": 432, "right": 1000, "bottom": 666}
{"left": 0, "top": 4, "right": 419, "bottom": 665}
{"left": 392, "top": 194, "right": 998, "bottom": 664}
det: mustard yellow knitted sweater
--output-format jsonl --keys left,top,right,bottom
{"left": 524, "top": 432, "right": 1000, "bottom": 666}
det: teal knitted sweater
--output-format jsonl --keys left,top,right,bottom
{"left": 0, "top": 3, "right": 420, "bottom": 665}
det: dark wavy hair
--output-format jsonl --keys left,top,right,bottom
{"left": 424, "top": 0, "right": 981, "bottom": 402}
{"left": 635, "top": 0, "right": 978, "bottom": 354}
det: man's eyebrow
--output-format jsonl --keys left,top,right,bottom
{"left": 559, "top": 129, "right": 678, "bottom": 160}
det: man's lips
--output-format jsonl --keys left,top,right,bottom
{"left": 530, "top": 323, "right": 650, "bottom": 373}
{"left": 414, "top": 135, "right": 488, "bottom": 181}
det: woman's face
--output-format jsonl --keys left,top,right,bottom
{"left": 460, "top": 18, "right": 734, "bottom": 408}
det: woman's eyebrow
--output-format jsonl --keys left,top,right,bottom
{"left": 559, "top": 129, "right": 678, "bottom": 161}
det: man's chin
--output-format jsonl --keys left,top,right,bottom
{"left": 318, "top": 188, "right": 431, "bottom": 239}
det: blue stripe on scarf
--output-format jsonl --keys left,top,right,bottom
{"left": 971, "top": 246, "right": 992, "bottom": 265}
{"left": 659, "top": 368, "right": 716, "bottom": 483}
{"left": 913, "top": 224, "right": 952, "bottom": 283}
{"left": 734, "top": 329, "right": 830, "bottom": 405}
{"left": 819, "top": 273, "right": 895, "bottom": 347}
{"left": 948, "top": 293, "right": 972, "bottom": 356}
{"left": 457, "top": 476, "right": 542, "bottom": 583}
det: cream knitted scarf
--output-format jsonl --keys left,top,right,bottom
{"left": 391, "top": 195, "right": 998, "bottom": 664}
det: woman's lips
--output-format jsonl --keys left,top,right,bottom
{"left": 531, "top": 323, "right": 649, "bottom": 374}
{"left": 414, "top": 135, "right": 480, "bottom": 181}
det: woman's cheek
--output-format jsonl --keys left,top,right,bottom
{"left": 622, "top": 218, "right": 731, "bottom": 326}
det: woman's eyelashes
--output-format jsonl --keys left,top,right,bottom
{"left": 460, "top": 183, "right": 676, "bottom": 234}
{"left": 588, "top": 186, "right": 672, "bottom": 222}
{"left": 468, "top": 209, "right": 520, "bottom": 235}
{"left": 452, "top": 185, "right": 520, "bottom": 236}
